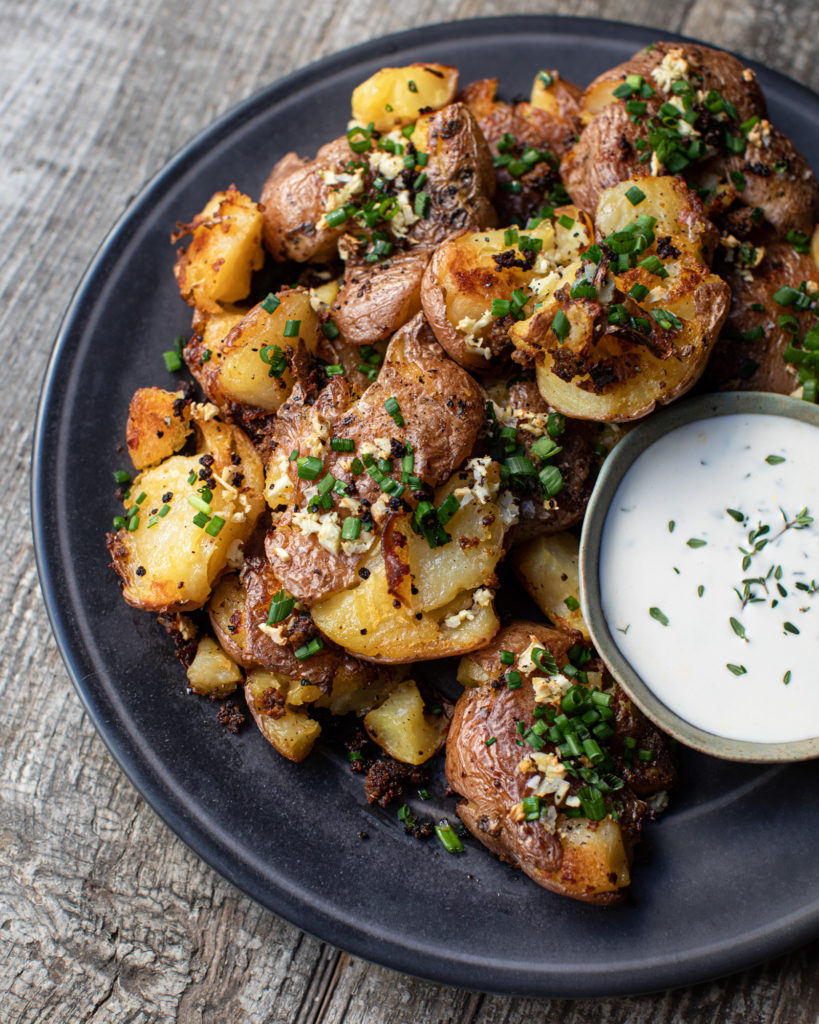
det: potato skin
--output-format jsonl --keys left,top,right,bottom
{"left": 260, "top": 136, "right": 353, "bottom": 262}
{"left": 331, "top": 247, "right": 429, "bottom": 345}
{"left": 703, "top": 241, "right": 818, "bottom": 394}
{"left": 447, "top": 622, "right": 675, "bottom": 903}
{"left": 126, "top": 388, "right": 192, "bottom": 470}
{"left": 458, "top": 75, "right": 581, "bottom": 224}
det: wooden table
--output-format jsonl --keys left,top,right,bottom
{"left": 6, "top": 0, "right": 819, "bottom": 1019}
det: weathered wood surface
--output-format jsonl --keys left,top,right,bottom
{"left": 5, "top": 0, "right": 819, "bottom": 1020}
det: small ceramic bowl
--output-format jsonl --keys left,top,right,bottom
{"left": 580, "top": 390, "right": 819, "bottom": 763}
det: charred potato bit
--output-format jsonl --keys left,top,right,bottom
{"left": 447, "top": 622, "right": 674, "bottom": 903}
{"left": 173, "top": 186, "right": 264, "bottom": 312}
{"left": 511, "top": 177, "right": 731, "bottom": 421}
{"left": 126, "top": 387, "right": 193, "bottom": 471}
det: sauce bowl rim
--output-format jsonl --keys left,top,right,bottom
{"left": 580, "top": 390, "right": 819, "bottom": 763}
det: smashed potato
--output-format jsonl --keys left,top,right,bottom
{"left": 510, "top": 177, "right": 731, "bottom": 421}
{"left": 352, "top": 63, "right": 459, "bottom": 132}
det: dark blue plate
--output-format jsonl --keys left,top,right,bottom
{"left": 32, "top": 15, "right": 819, "bottom": 998}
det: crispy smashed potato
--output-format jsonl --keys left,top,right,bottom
{"left": 511, "top": 531, "right": 589, "bottom": 638}
{"left": 511, "top": 177, "right": 731, "bottom": 421}
{"left": 245, "top": 667, "right": 322, "bottom": 762}
{"left": 421, "top": 208, "right": 593, "bottom": 371}
{"left": 173, "top": 186, "right": 264, "bottom": 312}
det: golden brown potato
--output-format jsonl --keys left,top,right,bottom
{"left": 511, "top": 531, "right": 589, "bottom": 638}
{"left": 363, "top": 679, "right": 449, "bottom": 764}
{"left": 351, "top": 63, "right": 458, "bottom": 132}
{"left": 263, "top": 314, "right": 487, "bottom": 604}
{"left": 186, "top": 635, "right": 242, "bottom": 697}
{"left": 260, "top": 137, "right": 355, "bottom": 262}
{"left": 563, "top": 42, "right": 818, "bottom": 241}
{"left": 421, "top": 209, "right": 593, "bottom": 371}
{"left": 510, "top": 177, "right": 731, "bottom": 421}
{"left": 244, "top": 667, "right": 321, "bottom": 762}
{"left": 107, "top": 411, "right": 265, "bottom": 612}
{"left": 126, "top": 388, "right": 192, "bottom": 471}
{"left": 189, "top": 289, "right": 319, "bottom": 414}
{"left": 447, "top": 622, "right": 675, "bottom": 903}
{"left": 173, "top": 186, "right": 264, "bottom": 312}
{"left": 703, "top": 240, "right": 819, "bottom": 394}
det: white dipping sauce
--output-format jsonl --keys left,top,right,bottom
{"left": 599, "top": 413, "right": 819, "bottom": 743}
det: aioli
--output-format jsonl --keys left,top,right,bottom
{"left": 599, "top": 413, "right": 819, "bottom": 743}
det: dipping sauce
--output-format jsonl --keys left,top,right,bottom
{"left": 599, "top": 413, "right": 819, "bottom": 743}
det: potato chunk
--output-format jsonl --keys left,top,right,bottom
{"left": 511, "top": 531, "right": 589, "bottom": 638}
{"left": 126, "top": 388, "right": 192, "bottom": 470}
{"left": 173, "top": 186, "right": 264, "bottom": 312}
{"left": 352, "top": 63, "right": 458, "bottom": 132}
{"left": 186, "top": 636, "right": 242, "bottom": 697}
{"left": 194, "top": 290, "right": 319, "bottom": 413}
{"left": 364, "top": 680, "right": 448, "bottom": 765}
{"left": 245, "top": 668, "right": 321, "bottom": 763}
{"left": 108, "top": 413, "right": 265, "bottom": 611}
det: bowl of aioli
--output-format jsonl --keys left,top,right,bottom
{"left": 580, "top": 391, "right": 819, "bottom": 762}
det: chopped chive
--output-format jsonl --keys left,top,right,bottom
{"left": 163, "top": 350, "right": 182, "bottom": 372}
{"left": 625, "top": 185, "right": 646, "bottom": 206}
{"left": 187, "top": 494, "right": 212, "bottom": 515}
{"left": 698, "top": 585, "right": 705, "bottom": 597}
{"left": 260, "top": 293, "right": 281, "bottom": 314}
{"left": 564, "top": 596, "right": 580, "bottom": 612}
{"left": 500, "top": 650, "right": 514, "bottom": 665}
{"left": 331, "top": 437, "right": 355, "bottom": 453}
{"left": 295, "top": 637, "right": 324, "bottom": 660}
{"left": 435, "top": 820, "right": 464, "bottom": 854}
{"left": 267, "top": 589, "right": 295, "bottom": 624}
{"left": 649, "top": 607, "right": 669, "bottom": 626}
{"left": 341, "top": 517, "right": 361, "bottom": 541}
{"left": 324, "top": 364, "right": 345, "bottom": 376}
{"left": 283, "top": 319, "right": 301, "bottom": 338}
{"left": 551, "top": 309, "right": 570, "bottom": 342}
{"left": 727, "top": 664, "right": 747, "bottom": 676}
{"left": 485, "top": 737, "right": 496, "bottom": 747}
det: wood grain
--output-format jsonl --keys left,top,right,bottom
{"left": 5, "top": 0, "right": 819, "bottom": 1020}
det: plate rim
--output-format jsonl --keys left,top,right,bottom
{"left": 31, "top": 13, "right": 819, "bottom": 998}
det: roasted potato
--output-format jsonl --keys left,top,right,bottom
{"left": 173, "top": 186, "right": 264, "bottom": 312}
{"left": 421, "top": 209, "right": 593, "bottom": 371}
{"left": 510, "top": 177, "right": 731, "bottom": 421}
{"left": 351, "top": 63, "right": 459, "bottom": 132}
{"left": 245, "top": 667, "right": 322, "bottom": 763}
{"left": 447, "top": 622, "right": 674, "bottom": 903}
{"left": 186, "top": 635, "right": 242, "bottom": 697}
{"left": 704, "top": 240, "right": 819, "bottom": 394}
{"left": 511, "top": 531, "right": 589, "bottom": 637}
{"left": 309, "top": 456, "right": 507, "bottom": 662}
{"left": 263, "top": 314, "right": 486, "bottom": 604}
{"left": 126, "top": 388, "right": 192, "bottom": 471}
{"left": 563, "top": 41, "right": 818, "bottom": 240}
{"left": 364, "top": 679, "right": 449, "bottom": 764}
{"left": 331, "top": 248, "right": 429, "bottom": 345}
{"left": 107, "top": 410, "right": 265, "bottom": 611}
{"left": 260, "top": 137, "right": 357, "bottom": 263}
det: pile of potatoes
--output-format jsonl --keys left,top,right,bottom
{"left": 108, "top": 45, "right": 819, "bottom": 902}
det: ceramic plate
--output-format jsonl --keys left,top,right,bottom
{"left": 32, "top": 15, "right": 819, "bottom": 997}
